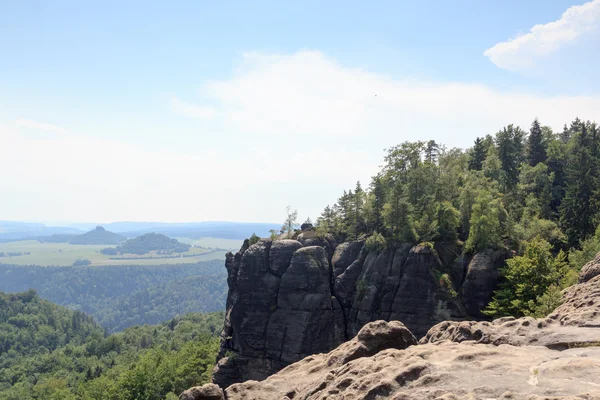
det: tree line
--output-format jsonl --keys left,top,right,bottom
{"left": 312, "top": 118, "right": 600, "bottom": 317}
{"left": 316, "top": 118, "right": 599, "bottom": 253}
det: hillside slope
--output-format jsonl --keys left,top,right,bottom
{"left": 0, "top": 290, "right": 223, "bottom": 400}
{"left": 0, "top": 260, "right": 227, "bottom": 332}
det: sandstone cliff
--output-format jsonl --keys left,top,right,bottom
{"left": 212, "top": 228, "right": 506, "bottom": 388}
{"left": 182, "top": 254, "right": 600, "bottom": 399}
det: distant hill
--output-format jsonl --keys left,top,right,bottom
{"left": 0, "top": 221, "right": 280, "bottom": 243}
{"left": 69, "top": 221, "right": 281, "bottom": 240}
{"left": 103, "top": 232, "right": 190, "bottom": 255}
{"left": 68, "top": 226, "right": 125, "bottom": 245}
{"left": 35, "top": 225, "right": 125, "bottom": 245}
{"left": 0, "top": 221, "right": 83, "bottom": 243}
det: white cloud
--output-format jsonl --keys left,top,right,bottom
{"left": 484, "top": 0, "right": 600, "bottom": 71}
{"left": 14, "top": 118, "right": 68, "bottom": 134}
{"left": 4, "top": 50, "right": 600, "bottom": 224}
{"left": 170, "top": 97, "right": 216, "bottom": 119}
{"left": 176, "top": 50, "right": 600, "bottom": 149}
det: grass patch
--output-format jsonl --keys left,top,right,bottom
{"left": 0, "top": 240, "right": 227, "bottom": 267}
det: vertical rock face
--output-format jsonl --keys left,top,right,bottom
{"left": 213, "top": 236, "right": 506, "bottom": 389}
{"left": 213, "top": 239, "right": 344, "bottom": 388}
{"left": 460, "top": 249, "right": 506, "bottom": 318}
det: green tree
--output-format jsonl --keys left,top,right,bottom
{"left": 382, "top": 182, "right": 417, "bottom": 243}
{"left": 560, "top": 124, "right": 600, "bottom": 247}
{"left": 434, "top": 201, "right": 460, "bottom": 241}
{"left": 365, "top": 174, "right": 385, "bottom": 234}
{"left": 468, "top": 137, "right": 486, "bottom": 171}
{"left": 495, "top": 124, "right": 525, "bottom": 191}
{"left": 484, "top": 239, "right": 575, "bottom": 318}
{"left": 281, "top": 206, "right": 299, "bottom": 239}
{"left": 527, "top": 118, "right": 547, "bottom": 166}
{"left": 465, "top": 190, "right": 504, "bottom": 253}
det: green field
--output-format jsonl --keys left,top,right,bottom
{"left": 0, "top": 240, "right": 228, "bottom": 266}
{"left": 174, "top": 237, "right": 243, "bottom": 250}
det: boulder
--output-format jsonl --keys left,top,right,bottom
{"left": 331, "top": 241, "right": 364, "bottom": 277}
{"left": 179, "top": 383, "right": 224, "bottom": 400}
{"left": 580, "top": 251, "right": 600, "bottom": 283}
{"left": 268, "top": 239, "right": 302, "bottom": 277}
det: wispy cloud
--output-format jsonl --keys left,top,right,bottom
{"left": 484, "top": 0, "right": 600, "bottom": 72}
{"left": 175, "top": 50, "right": 600, "bottom": 149}
{"left": 169, "top": 97, "right": 216, "bottom": 119}
{"left": 14, "top": 118, "right": 68, "bottom": 134}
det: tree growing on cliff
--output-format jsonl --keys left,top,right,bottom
{"left": 281, "top": 206, "right": 299, "bottom": 239}
{"left": 464, "top": 190, "right": 504, "bottom": 253}
{"left": 434, "top": 201, "right": 460, "bottom": 242}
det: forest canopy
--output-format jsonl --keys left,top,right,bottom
{"left": 316, "top": 118, "right": 600, "bottom": 255}
{"left": 0, "top": 290, "right": 222, "bottom": 400}
{"left": 313, "top": 118, "right": 600, "bottom": 317}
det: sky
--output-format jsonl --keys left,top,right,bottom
{"left": 1, "top": 0, "right": 600, "bottom": 224}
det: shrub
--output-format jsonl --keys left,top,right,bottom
{"left": 365, "top": 232, "right": 386, "bottom": 252}
{"left": 247, "top": 233, "right": 261, "bottom": 246}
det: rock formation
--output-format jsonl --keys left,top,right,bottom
{"left": 182, "top": 258, "right": 600, "bottom": 399}
{"left": 212, "top": 228, "right": 506, "bottom": 388}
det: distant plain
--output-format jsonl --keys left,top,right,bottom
{"left": 0, "top": 236, "right": 242, "bottom": 266}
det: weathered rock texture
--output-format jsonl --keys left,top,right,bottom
{"left": 212, "top": 232, "right": 507, "bottom": 388}
{"left": 580, "top": 252, "right": 600, "bottom": 283}
{"left": 182, "top": 263, "right": 600, "bottom": 399}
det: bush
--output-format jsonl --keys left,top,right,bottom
{"left": 484, "top": 239, "right": 576, "bottom": 318}
{"left": 247, "top": 233, "right": 261, "bottom": 246}
{"left": 72, "top": 259, "right": 91, "bottom": 267}
{"left": 438, "top": 273, "right": 457, "bottom": 298}
{"left": 365, "top": 232, "right": 386, "bottom": 252}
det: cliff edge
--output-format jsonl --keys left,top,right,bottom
{"left": 211, "top": 227, "right": 505, "bottom": 388}
{"left": 183, "top": 254, "right": 600, "bottom": 399}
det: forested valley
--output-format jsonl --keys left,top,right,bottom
{"left": 0, "top": 290, "right": 222, "bottom": 400}
{"left": 0, "top": 261, "right": 227, "bottom": 333}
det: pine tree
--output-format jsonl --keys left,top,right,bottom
{"left": 424, "top": 140, "right": 440, "bottom": 164}
{"left": 468, "top": 137, "right": 486, "bottom": 171}
{"left": 559, "top": 124, "right": 571, "bottom": 143}
{"left": 496, "top": 124, "right": 525, "bottom": 191}
{"left": 368, "top": 175, "right": 385, "bottom": 234}
{"left": 527, "top": 119, "right": 547, "bottom": 166}
{"left": 560, "top": 124, "right": 599, "bottom": 247}
{"left": 382, "top": 181, "right": 417, "bottom": 243}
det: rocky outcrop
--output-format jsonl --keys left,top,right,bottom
{"left": 183, "top": 269, "right": 600, "bottom": 400}
{"left": 213, "top": 233, "right": 505, "bottom": 388}
{"left": 179, "top": 384, "right": 223, "bottom": 400}
{"left": 343, "top": 244, "right": 468, "bottom": 338}
{"left": 213, "top": 239, "right": 345, "bottom": 388}
{"left": 580, "top": 252, "right": 600, "bottom": 283}
{"left": 421, "top": 274, "right": 600, "bottom": 348}
{"left": 459, "top": 249, "right": 506, "bottom": 318}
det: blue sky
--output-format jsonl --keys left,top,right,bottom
{"left": 1, "top": 0, "right": 599, "bottom": 224}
